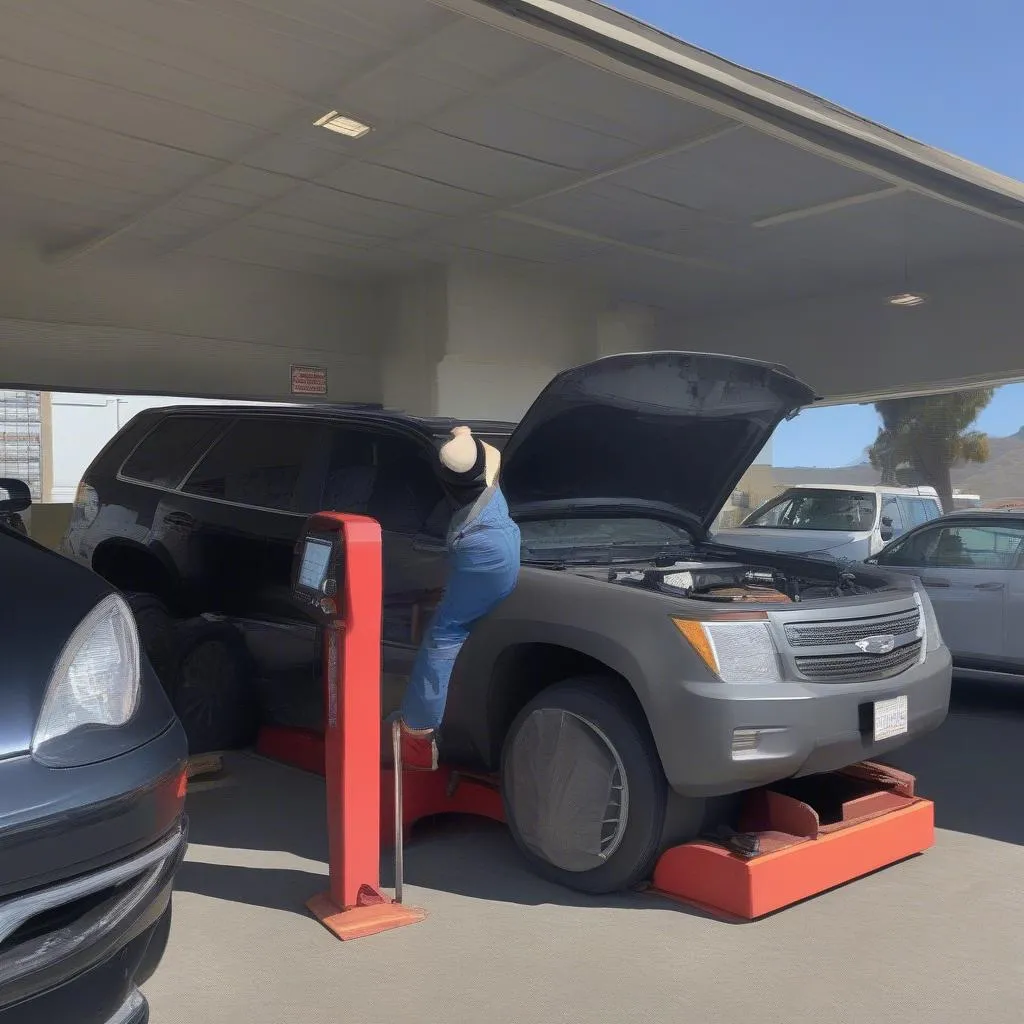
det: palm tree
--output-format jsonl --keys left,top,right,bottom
{"left": 867, "top": 389, "right": 994, "bottom": 511}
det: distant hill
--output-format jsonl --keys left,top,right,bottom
{"left": 774, "top": 427, "right": 1024, "bottom": 501}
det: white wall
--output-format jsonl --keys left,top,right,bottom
{"left": 47, "top": 392, "right": 282, "bottom": 501}
{"left": 0, "top": 244, "right": 383, "bottom": 401}
{"left": 379, "top": 262, "right": 612, "bottom": 422}
{"left": 437, "top": 262, "right": 598, "bottom": 420}
{"left": 379, "top": 269, "right": 448, "bottom": 417}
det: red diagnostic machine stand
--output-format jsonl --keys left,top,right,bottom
{"left": 290, "top": 512, "right": 425, "bottom": 940}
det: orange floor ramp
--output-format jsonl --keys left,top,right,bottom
{"left": 651, "top": 762, "right": 934, "bottom": 920}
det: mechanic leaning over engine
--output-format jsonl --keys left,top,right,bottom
{"left": 392, "top": 425, "right": 521, "bottom": 770}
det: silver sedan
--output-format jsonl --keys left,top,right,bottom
{"left": 866, "top": 509, "right": 1024, "bottom": 682}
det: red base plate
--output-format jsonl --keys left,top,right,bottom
{"left": 258, "top": 728, "right": 935, "bottom": 920}
{"left": 256, "top": 725, "right": 505, "bottom": 846}
{"left": 307, "top": 888, "right": 426, "bottom": 940}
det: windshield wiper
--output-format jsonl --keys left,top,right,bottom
{"left": 521, "top": 555, "right": 569, "bottom": 570}
{"left": 525, "top": 540, "right": 695, "bottom": 567}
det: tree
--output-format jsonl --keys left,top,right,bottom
{"left": 867, "top": 389, "right": 994, "bottom": 512}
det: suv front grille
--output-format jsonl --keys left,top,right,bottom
{"left": 784, "top": 609, "right": 920, "bottom": 648}
{"left": 795, "top": 641, "right": 922, "bottom": 681}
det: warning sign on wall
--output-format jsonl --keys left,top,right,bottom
{"left": 290, "top": 365, "right": 327, "bottom": 396}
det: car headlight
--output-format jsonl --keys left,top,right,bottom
{"left": 913, "top": 586, "right": 944, "bottom": 654}
{"left": 32, "top": 594, "right": 141, "bottom": 756}
{"left": 672, "top": 614, "right": 782, "bottom": 683}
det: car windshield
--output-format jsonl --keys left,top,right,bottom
{"left": 519, "top": 517, "right": 694, "bottom": 563}
{"left": 743, "top": 489, "right": 878, "bottom": 532}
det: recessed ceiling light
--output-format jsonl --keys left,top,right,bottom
{"left": 887, "top": 292, "right": 927, "bottom": 307}
{"left": 313, "top": 111, "right": 372, "bottom": 138}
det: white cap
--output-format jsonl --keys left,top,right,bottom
{"left": 439, "top": 426, "right": 501, "bottom": 484}
{"left": 439, "top": 427, "right": 477, "bottom": 473}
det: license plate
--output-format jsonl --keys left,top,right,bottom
{"left": 873, "top": 695, "right": 908, "bottom": 742}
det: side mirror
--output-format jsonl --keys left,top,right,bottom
{"left": 0, "top": 478, "right": 31, "bottom": 514}
{"left": 879, "top": 517, "right": 894, "bottom": 542}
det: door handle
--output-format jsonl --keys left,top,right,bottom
{"left": 975, "top": 582, "right": 1005, "bottom": 591}
{"left": 920, "top": 577, "right": 950, "bottom": 588}
{"left": 164, "top": 511, "right": 195, "bottom": 528}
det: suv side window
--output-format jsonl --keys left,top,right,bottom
{"left": 321, "top": 429, "right": 376, "bottom": 515}
{"left": 321, "top": 428, "right": 445, "bottom": 536}
{"left": 370, "top": 435, "right": 445, "bottom": 536}
{"left": 121, "top": 415, "right": 226, "bottom": 489}
{"left": 876, "top": 525, "right": 941, "bottom": 567}
{"left": 879, "top": 522, "right": 1024, "bottom": 569}
{"left": 895, "top": 497, "right": 918, "bottom": 529}
{"left": 881, "top": 494, "right": 905, "bottom": 537}
{"left": 182, "top": 418, "right": 321, "bottom": 512}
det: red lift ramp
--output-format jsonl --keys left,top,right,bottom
{"left": 650, "top": 762, "right": 934, "bottom": 920}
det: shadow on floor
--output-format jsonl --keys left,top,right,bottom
{"left": 176, "top": 678, "right": 1024, "bottom": 918}
{"left": 179, "top": 806, "right": 718, "bottom": 919}
{"left": 178, "top": 756, "right": 714, "bottom": 919}
{"left": 174, "top": 860, "right": 329, "bottom": 916}
{"left": 882, "top": 677, "right": 1024, "bottom": 848}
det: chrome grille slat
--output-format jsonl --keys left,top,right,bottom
{"left": 795, "top": 641, "right": 922, "bottom": 681}
{"left": 785, "top": 610, "right": 920, "bottom": 648}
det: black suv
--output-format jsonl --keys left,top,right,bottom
{"left": 63, "top": 352, "right": 951, "bottom": 894}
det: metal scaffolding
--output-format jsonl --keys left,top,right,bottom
{"left": 0, "top": 391, "right": 42, "bottom": 500}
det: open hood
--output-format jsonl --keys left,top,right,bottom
{"left": 499, "top": 352, "right": 816, "bottom": 537}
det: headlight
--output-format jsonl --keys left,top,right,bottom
{"left": 913, "top": 586, "right": 944, "bottom": 654}
{"left": 672, "top": 614, "right": 781, "bottom": 683}
{"left": 71, "top": 481, "right": 100, "bottom": 530}
{"left": 32, "top": 594, "right": 141, "bottom": 756}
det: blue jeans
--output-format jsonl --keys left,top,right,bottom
{"left": 399, "top": 488, "right": 521, "bottom": 731}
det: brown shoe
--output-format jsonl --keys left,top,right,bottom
{"left": 400, "top": 726, "right": 439, "bottom": 772}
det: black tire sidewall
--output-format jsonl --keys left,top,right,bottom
{"left": 501, "top": 677, "right": 669, "bottom": 895}
{"left": 124, "top": 592, "right": 176, "bottom": 688}
{"left": 167, "top": 618, "right": 256, "bottom": 754}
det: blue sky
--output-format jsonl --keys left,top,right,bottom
{"left": 617, "top": 0, "right": 1024, "bottom": 467}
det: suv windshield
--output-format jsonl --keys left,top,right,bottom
{"left": 520, "top": 517, "right": 693, "bottom": 563}
{"left": 743, "top": 489, "right": 878, "bottom": 532}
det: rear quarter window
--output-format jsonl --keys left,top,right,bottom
{"left": 120, "top": 415, "right": 228, "bottom": 489}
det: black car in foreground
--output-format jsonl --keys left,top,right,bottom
{"left": 0, "top": 479, "right": 188, "bottom": 1024}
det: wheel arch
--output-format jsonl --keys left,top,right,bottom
{"left": 90, "top": 539, "right": 184, "bottom": 613}
{"left": 451, "top": 621, "right": 659, "bottom": 771}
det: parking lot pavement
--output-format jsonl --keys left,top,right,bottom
{"left": 146, "top": 682, "right": 1024, "bottom": 1024}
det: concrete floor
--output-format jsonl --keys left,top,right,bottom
{"left": 145, "top": 681, "right": 1024, "bottom": 1024}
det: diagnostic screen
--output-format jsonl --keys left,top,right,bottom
{"left": 298, "top": 537, "right": 333, "bottom": 593}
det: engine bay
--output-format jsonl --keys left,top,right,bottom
{"left": 579, "top": 556, "right": 880, "bottom": 604}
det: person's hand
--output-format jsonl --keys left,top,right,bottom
{"left": 451, "top": 425, "right": 472, "bottom": 438}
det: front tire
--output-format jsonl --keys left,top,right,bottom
{"left": 125, "top": 592, "right": 176, "bottom": 686}
{"left": 167, "top": 618, "right": 258, "bottom": 754}
{"left": 501, "top": 677, "right": 671, "bottom": 894}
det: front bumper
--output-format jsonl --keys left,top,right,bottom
{"left": 0, "top": 818, "right": 188, "bottom": 1024}
{"left": 0, "top": 721, "right": 187, "bottom": 901}
{"left": 657, "top": 646, "right": 952, "bottom": 797}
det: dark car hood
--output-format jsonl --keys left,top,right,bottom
{"left": 499, "top": 351, "right": 816, "bottom": 536}
{"left": 0, "top": 528, "right": 111, "bottom": 759}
